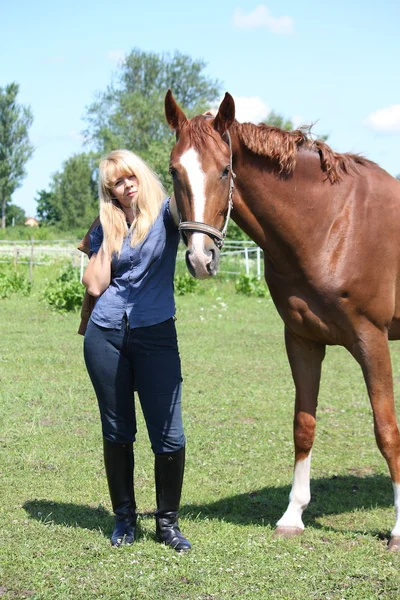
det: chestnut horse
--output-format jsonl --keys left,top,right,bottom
{"left": 165, "top": 89, "right": 400, "bottom": 549}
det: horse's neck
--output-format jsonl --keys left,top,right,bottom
{"left": 232, "top": 150, "right": 300, "bottom": 245}
{"left": 231, "top": 137, "right": 340, "bottom": 270}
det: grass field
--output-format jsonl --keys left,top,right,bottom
{"left": 1, "top": 268, "right": 400, "bottom": 599}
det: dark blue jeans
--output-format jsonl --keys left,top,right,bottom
{"left": 83, "top": 317, "right": 185, "bottom": 454}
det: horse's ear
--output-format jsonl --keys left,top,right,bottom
{"left": 213, "top": 93, "right": 235, "bottom": 136}
{"left": 165, "top": 89, "right": 188, "bottom": 132}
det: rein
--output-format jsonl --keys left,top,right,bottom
{"left": 178, "top": 131, "right": 235, "bottom": 250}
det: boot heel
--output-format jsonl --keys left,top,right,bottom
{"left": 156, "top": 512, "right": 191, "bottom": 552}
{"left": 111, "top": 510, "right": 137, "bottom": 547}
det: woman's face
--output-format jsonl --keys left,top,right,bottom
{"left": 111, "top": 172, "right": 139, "bottom": 209}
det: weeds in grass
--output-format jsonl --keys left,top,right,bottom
{"left": 174, "top": 273, "right": 201, "bottom": 295}
{"left": 41, "top": 265, "right": 84, "bottom": 312}
{"left": 235, "top": 274, "right": 270, "bottom": 297}
{"left": 0, "top": 266, "right": 32, "bottom": 298}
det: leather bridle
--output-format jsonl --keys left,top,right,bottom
{"left": 178, "top": 131, "right": 235, "bottom": 250}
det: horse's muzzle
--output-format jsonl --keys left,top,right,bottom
{"left": 185, "top": 245, "right": 220, "bottom": 279}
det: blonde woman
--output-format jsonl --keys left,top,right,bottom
{"left": 82, "top": 149, "right": 191, "bottom": 552}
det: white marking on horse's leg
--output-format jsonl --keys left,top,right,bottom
{"left": 391, "top": 483, "right": 400, "bottom": 537}
{"left": 276, "top": 452, "right": 312, "bottom": 530}
{"left": 179, "top": 148, "right": 207, "bottom": 254}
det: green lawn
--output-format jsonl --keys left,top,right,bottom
{"left": 1, "top": 273, "right": 400, "bottom": 599}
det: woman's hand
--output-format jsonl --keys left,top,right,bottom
{"left": 82, "top": 245, "right": 112, "bottom": 297}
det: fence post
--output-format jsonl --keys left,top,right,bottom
{"left": 244, "top": 246, "right": 249, "bottom": 275}
{"left": 29, "top": 238, "right": 34, "bottom": 283}
{"left": 257, "top": 247, "right": 261, "bottom": 279}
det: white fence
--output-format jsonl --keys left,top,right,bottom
{"left": 0, "top": 240, "right": 82, "bottom": 265}
{"left": 0, "top": 238, "right": 264, "bottom": 280}
{"left": 0, "top": 239, "right": 83, "bottom": 282}
{"left": 220, "top": 240, "right": 263, "bottom": 277}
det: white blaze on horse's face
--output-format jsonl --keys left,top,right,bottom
{"left": 179, "top": 147, "right": 216, "bottom": 279}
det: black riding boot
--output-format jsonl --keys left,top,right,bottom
{"left": 154, "top": 447, "right": 191, "bottom": 552}
{"left": 103, "top": 438, "right": 137, "bottom": 547}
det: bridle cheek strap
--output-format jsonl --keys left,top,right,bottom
{"left": 178, "top": 131, "right": 235, "bottom": 250}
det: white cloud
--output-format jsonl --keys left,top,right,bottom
{"left": 233, "top": 5, "right": 294, "bottom": 34}
{"left": 364, "top": 105, "right": 400, "bottom": 132}
{"left": 231, "top": 96, "right": 270, "bottom": 123}
{"left": 210, "top": 96, "right": 269, "bottom": 123}
{"left": 107, "top": 50, "right": 125, "bottom": 64}
{"left": 210, "top": 98, "right": 306, "bottom": 127}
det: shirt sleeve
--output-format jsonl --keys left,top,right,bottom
{"left": 163, "top": 197, "right": 178, "bottom": 232}
{"left": 89, "top": 224, "right": 104, "bottom": 258}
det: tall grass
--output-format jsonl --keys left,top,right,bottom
{"left": 1, "top": 273, "right": 400, "bottom": 599}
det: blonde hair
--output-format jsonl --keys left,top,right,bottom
{"left": 98, "top": 149, "right": 166, "bottom": 256}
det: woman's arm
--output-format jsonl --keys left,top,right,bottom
{"left": 82, "top": 245, "right": 112, "bottom": 297}
{"left": 169, "top": 194, "right": 180, "bottom": 226}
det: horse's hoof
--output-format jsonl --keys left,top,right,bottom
{"left": 273, "top": 526, "right": 303, "bottom": 538}
{"left": 388, "top": 536, "right": 400, "bottom": 551}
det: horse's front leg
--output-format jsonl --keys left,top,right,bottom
{"left": 352, "top": 324, "right": 400, "bottom": 551}
{"left": 275, "top": 327, "right": 326, "bottom": 537}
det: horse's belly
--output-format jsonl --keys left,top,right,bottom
{"left": 266, "top": 262, "right": 400, "bottom": 345}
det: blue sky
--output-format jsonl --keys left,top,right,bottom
{"left": 2, "top": 0, "right": 399, "bottom": 217}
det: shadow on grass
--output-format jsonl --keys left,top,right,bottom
{"left": 23, "top": 473, "right": 393, "bottom": 539}
{"left": 180, "top": 473, "right": 394, "bottom": 536}
{"left": 23, "top": 500, "right": 113, "bottom": 534}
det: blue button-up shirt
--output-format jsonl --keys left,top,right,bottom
{"left": 88, "top": 198, "right": 180, "bottom": 329}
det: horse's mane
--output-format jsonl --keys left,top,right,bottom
{"left": 233, "top": 121, "right": 374, "bottom": 184}
{"left": 184, "top": 115, "right": 374, "bottom": 184}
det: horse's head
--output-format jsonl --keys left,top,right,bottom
{"left": 165, "top": 89, "right": 236, "bottom": 279}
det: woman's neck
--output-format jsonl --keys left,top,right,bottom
{"left": 121, "top": 205, "right": 135, "bottom": 225}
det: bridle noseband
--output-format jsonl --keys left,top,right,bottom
{"left": 178, "top": 131, "right": 235, "bottom": 250}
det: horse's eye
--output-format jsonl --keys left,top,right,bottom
{"left": 169, "top": 166, "right": 177, "bottom": 179}
{"left": 222, "top": 165, "right": 230, "bottom": 179}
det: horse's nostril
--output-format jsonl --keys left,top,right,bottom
{"left": 206, "top": 247, "right": 220, "bottom": 276}
{"left": 185, "top": 249, "right": 196, "bottom": 277}
{"left": 206, "top": 247, "right": 216, "bottom": 262}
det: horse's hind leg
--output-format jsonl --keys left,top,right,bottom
{"left": 275, "top": 328, "right": 326, "bottom": 537}
{"left": 353, "top": 325, "right": 400, "bottom": 550}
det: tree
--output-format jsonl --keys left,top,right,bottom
{"left": 84, "top": 49, "right": 221, "bottom": 191}
{"left": 35, "top": 189, "right": 61, "bottom": 225}
{"left": 36, "top": 153, "right": 99, "bottom": 229}
{"left": 0, "top": 82, "right": 34, "bottom": 228}
{"left": 263, "top": 110, "right": 328, "bottom": 141}
{"left": 264, "top": 110, "right": 294, "bottom": 131}
{"left": 6, "top": 203, "right": 26, "bottom": 226}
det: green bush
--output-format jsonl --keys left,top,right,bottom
{"left": 0, "top": 268, "right": 32, "bottom": 299}
{"left": 174, "top": 273, "right": 200, "bottom": 295}
{"left": 235, "top": 274, "right": 270, "bottom": 298}
{"left": 42, "top": 266, "right": 84, "bottom": 312}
